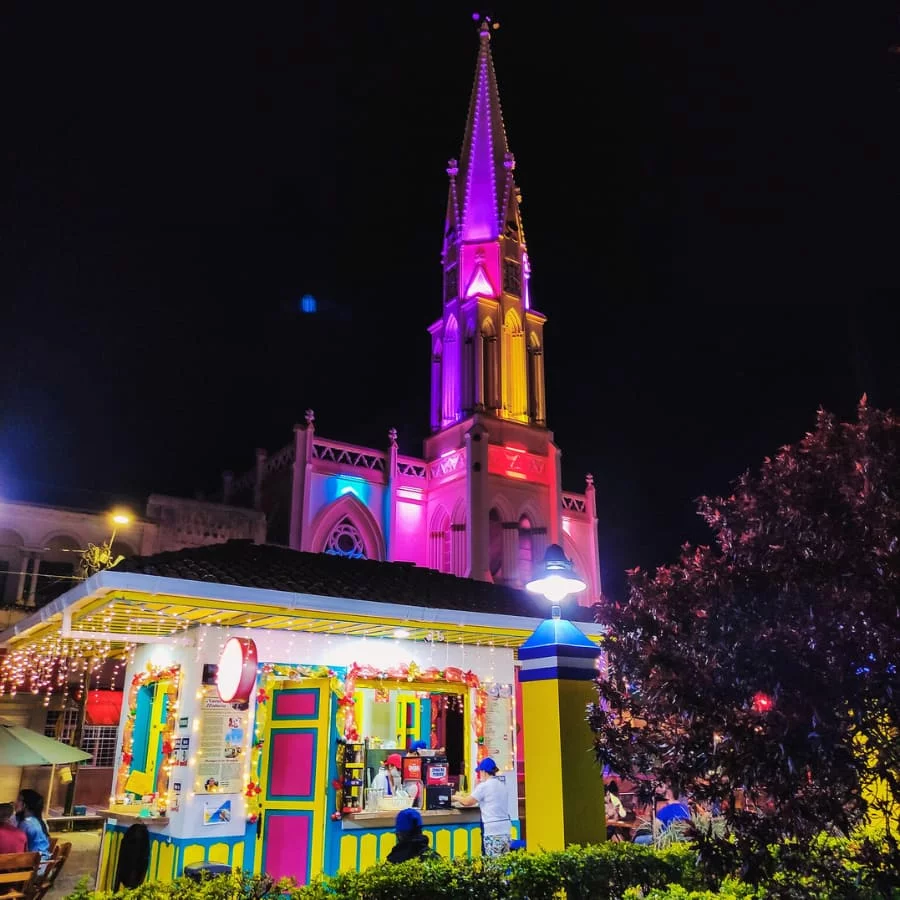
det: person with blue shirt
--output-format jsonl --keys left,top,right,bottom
{"left": 16, "top": 789, "right": 51, "bottom": 860}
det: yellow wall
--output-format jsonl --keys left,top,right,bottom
{"left": 522, "top": 677, "right": 604, "bottom": 850}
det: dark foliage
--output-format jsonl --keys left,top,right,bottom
{"left": 590, "top": 400, "right": 900, "bottom": 884}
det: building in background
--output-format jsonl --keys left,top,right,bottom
{"left": 221, "top": 19, "right": 602, "bottom": 605}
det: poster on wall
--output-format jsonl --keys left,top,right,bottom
{"left": 203, "top": 798, "right": 232, "bottom": 825}
{"left": 194, "top": 687, "right": 248, "bottom": 794}
{"left": 484, "top": 684, "right": 514, "bottom": 772}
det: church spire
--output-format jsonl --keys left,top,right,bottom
{"left": 456, "top": 14, "right": 512, "bottom": 243}
{"left": 431, "top": 17, "right": 546, "bottom": 434}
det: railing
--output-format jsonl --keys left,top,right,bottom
{"left": 312, "top": 439, "right": 386, "bottom": 472}
{"left": 561, "top": 492, "right": 587, "bottom": 514}
{"left": 397, "top": 456, "right": 427, "bottom": 479}
{"left": 429, "top": 448, "right": 466, "bottom": 480}
{"left": 265, "top": 443, "right": 295, "bottom": 477}
{"left": 237, "top": 438, "right": 429, "bottom": 484}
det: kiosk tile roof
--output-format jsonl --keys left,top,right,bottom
{"left": 118, "top": 540, "right": 597, "bottom": 623}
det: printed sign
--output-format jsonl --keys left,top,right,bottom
{"left": 194, "top": 686, "right": 249, "bottom": 793}
{"left": 483, "top": 684, "right": 514, "bottom": 772}
{"left": 203, "top": 798, "right": 232, "bottom": 825}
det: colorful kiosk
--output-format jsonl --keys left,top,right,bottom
{"left": 0, "top": 542, "right": 602, "bottom": 886}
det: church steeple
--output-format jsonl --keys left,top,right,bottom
{"left": 457, "top": 16, "right": 510, "bottom": 243}
{"left": 431, "top": 16, "right": 547, "bottom": 434}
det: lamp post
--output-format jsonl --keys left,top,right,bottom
{"left": 79, "top": 510, "right": 132, "bottom": 578}
{"left": 66, "top": 510, "right": 132, "bottom": 814}
{"left": 519, "top": 545, "right": 605, "bottom": 850}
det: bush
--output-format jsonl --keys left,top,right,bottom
{"left": 64, "top": 832, "right": 900, "bottom": 900}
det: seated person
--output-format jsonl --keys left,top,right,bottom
{"left": 604, "top": 780, "right": 627, "bottom": 840}
{"left": 634, "top": 790, "right": 691, "bottom": 845}
{"left": 386, "top": 808, "right": 439, "bottom": 863}
{"left": 0, "top": 803, "right": 26, "bottom": 853}
{"left": 15, "top": 789, "right": 51, "bottom": 859}
{"left": 656, "top": 794, "right": 691, "bottom": 829}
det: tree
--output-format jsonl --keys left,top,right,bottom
{"left": 590, "top": 399, "right": 899, "bottom": 879}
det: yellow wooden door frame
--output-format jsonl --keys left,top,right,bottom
{"left": 254, "top": 678, "right": 330, "bottom": 882}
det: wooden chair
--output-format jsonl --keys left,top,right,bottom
{"left": 31, "top": 842, "right": 71, "bottom": 900}
{"left": 0, "top": 851, "right": 41, "bottom": 899}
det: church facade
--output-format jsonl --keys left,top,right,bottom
{"left": 223, "top": 20, "right": 602, "bottom": 605}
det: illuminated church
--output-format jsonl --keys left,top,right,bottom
{"left": 219, "top": 19, "right": 602, "bottom": 604}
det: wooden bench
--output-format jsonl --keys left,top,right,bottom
{"left": 0, "top": 851, "right": 41, "bottom": 899}
{"left": 31, "top": 842, "right": 71, "bottom": 900}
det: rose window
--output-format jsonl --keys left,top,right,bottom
{"left": 324, "top": 517, "right": 367, "bottom": 559}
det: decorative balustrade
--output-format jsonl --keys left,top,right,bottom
{"left": 265, "top": 443, "right": 296, "bottom": 477}
{"left": 312, "top": 439, "right": 386, "bottom": 472}
{"left": 230, "top": 470, "right": 256, "bottom": 493}
{"left": 429, "top": 447, "right": 466, "bottom": 480}
{"left": 397, "top": 456, "right": 427, "bottom": 479}
{"left": 561, "top": 492, "right": 587, "bottom": 514}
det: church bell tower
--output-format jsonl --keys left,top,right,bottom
{"left": 429, "top": 16, "right": 546, "bottom": 431}
{"left": 423, "top": 16, "right": 584, "bottom": 591}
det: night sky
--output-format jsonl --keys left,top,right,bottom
{"left": 2, "top": 3, "right": 899, "bottom": 601}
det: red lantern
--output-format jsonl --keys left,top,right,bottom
{"left": 751, "top": 691, "right": 774, "bottom": 713}
{"left": 217, "top": 637, "right": 258, "bottom": 703}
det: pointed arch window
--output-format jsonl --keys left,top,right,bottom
{"left": 324, "top": 517, "right": 367, "bottom": 559}
{"left": 429, "top": 511, "right": 451, "bottom": 573}
{"left": 503, "top": 258, "right": 521, "bottom": 296}
{"left": 431, "top": 340, "right": 443, "bottom": 432}
{"left": 442, "top": 315, "right": 459, "bottom": 425}
{"left": 502, "top": 309, "right": 526, "bottom": 421}
{"left": 462, "top": 322, "right": 474, "bottom": 415}
{"left": 528, "top": 331, "right": 545, "bottom": 425}
{"left": 445, "top": 265, "right": 458, "bottom": 303}
{"left": 518, "top": 516, "right": 533, "bottom": 583}
{"left": 481, "top": 318, "right": 498, "bottom": 411}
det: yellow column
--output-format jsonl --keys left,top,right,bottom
{"left": 520, "top": 618, "right": 605, "bottom": 851}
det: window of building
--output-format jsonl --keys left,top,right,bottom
{"left": 324, "top": 517, "right": 367, "bottom": 559}
{"left": 503, "top": 259, "right": 521, "bottom": 295}
{"left": 44, "top": 709, "right": 80, "bottom": 744}
{"left": 445, "top": 265, "right": 458, "bottom": 302}
{"left": 518, "top": 517, "right": 533, "bottom": 583}
{"left": 0, "top": 561, "right": 9, "bottom": 605}
{"left": 80, "top": 725, "right": 118, "bottom": 768}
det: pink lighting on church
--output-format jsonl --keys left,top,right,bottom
{"left": 460, "top": 243, "right": 500, "bottom": 301}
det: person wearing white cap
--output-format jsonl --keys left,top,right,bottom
{"left": 452, "top": 757, "right": 511, "bottom": 856}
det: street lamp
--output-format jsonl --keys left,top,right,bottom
{"left": 79, "top": 510, "right": 133, "bottom": 578}
{"left": 525, "top": 543, "right": 587, "bottom": 619}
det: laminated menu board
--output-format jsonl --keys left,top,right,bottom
{"left": 194, "top": 686, "right": 248, "bottom": 793}
{"left": 483, "top": 683, "right": 514, "bottom": 772}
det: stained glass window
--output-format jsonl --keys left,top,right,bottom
{"left": 324, "top": 517, "right": 367, "bottom": 559}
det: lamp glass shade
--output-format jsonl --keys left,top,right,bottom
{"left": 525, "top": 543, "right": 588, "bottom": 605}
{"left": 217, "top": 637, "right": 258, "bottom": 703}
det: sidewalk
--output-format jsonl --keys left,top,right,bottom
{"left": 49, "top": 830, "right": 101, "bottom": 897}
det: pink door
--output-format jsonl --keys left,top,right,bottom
{"left": 255, "top": 680, "right": 329, "bottom": 884}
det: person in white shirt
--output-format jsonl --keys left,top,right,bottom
{"left": 370, "top": 753, "right": 403, "bottom": 797}
{"left": 452, "top": 757, "right": 511, "bottom": 856}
